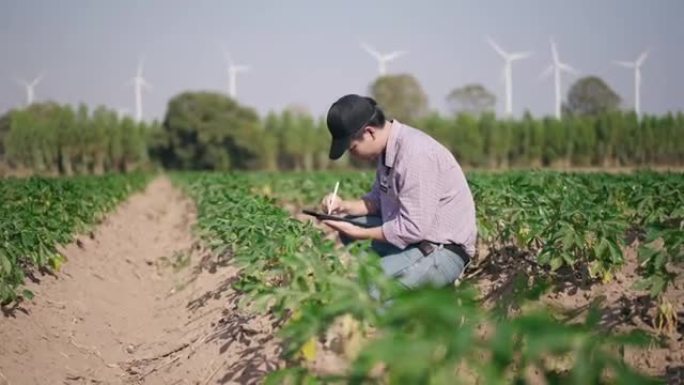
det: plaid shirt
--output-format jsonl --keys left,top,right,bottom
{"left": 363, "top": 120, "right": 477, "bottom": 256}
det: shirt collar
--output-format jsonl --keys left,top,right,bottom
{"left": 383, "top": 120, "right": 402, "bottom": 168}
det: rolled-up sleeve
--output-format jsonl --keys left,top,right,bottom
{"left": 382, "top": 152, "right": 439, "bottom": 249}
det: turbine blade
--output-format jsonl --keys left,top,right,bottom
{"left": 550, "top": 38, "right": 559, "bottom": 64}
{"left": 559, "top": 62, "right": 579, "bottom": 75}
{"left": 636, "top": 50, "right": 649, "bottom": 66}
{"left": 614, "top": 60, "right": 635, "bottom": 68}
{"left": 384, "top": 50, "right": 407, "bottom": 61}
{"left": 509, "top": 51, "right": 532, "bottom": 61}
{"left": 361, "top": 42, "right": 381, "bottom": 60}
{"left": 486, "top": 37, "right": 508, "bottom": 59}
{"left": 32, "top": 72, "right": 45, "bottom": 86}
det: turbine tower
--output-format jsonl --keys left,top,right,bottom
{"left": 486, "top": 37, "right": 532, "bottom": 116}
{"left": 224, "top": 51, "right": 249, "bottom": 99}
{"left": 361, "top": 42, "right": 407, "bottom": 76}
{"left": 615, "top": 50, "right": 648, "bottom": 117}
{"left": 128, "top": 58, "right": 151, "bottom": 122}
{"left": 541, "top": 39, "right": 578, "bottom": 119}
{"left": 16, "top": 73, "right": 44, "bottom": 106}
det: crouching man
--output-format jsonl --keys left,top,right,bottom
{"left": 320, "top": 94, "right": 477, "bottom": 289}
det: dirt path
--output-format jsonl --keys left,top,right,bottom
{"left": 0, "top": 176, "right": 279, "bottom": 385}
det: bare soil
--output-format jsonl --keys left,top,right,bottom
{"left": 0, "top": 177, "right": 281, "bottom": 385}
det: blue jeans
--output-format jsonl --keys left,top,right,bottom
{"left": 341, "top": 215, "right": 467, "bottom": 289}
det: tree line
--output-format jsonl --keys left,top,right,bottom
{"left": 1, "top": 74, "right": 682, "bottom": 175}
{"left": 0, "top": 102, "right": 155, "bottom": 176}
{"left": 420, "top": 110, "right": 683, "bottom": 168}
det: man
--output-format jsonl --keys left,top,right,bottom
{"left": 320, "top": 94, "right": 477, "bottom": 289}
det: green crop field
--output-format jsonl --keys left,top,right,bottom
{"left": 1, "top": 170, "right": 681, "bottom": 384}
{"left": 170, "top": 170, "right": 683, "bottom": 384}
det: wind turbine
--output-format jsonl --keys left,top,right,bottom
{"left": 16, "top": 73, "right": 44, "bottom": 106}
{"left": 360, "top": 42, "right": 407, "bottom": 76}
{"left": 486, "top": 37, "right": 532, "bottom": 116}
{"left": 224, "top": 51, "right": 249, "bottom": 99}
{"left": 541, "top": 39, "right": 578, "bottom": 119}
{"left": 615, "top": 50, "right": 648, "bottom": 117}
{"left": 128, "top": 58, "right": 151, "bottom": 122}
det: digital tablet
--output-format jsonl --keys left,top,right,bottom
{"left": 301, "top": 209, "right": 361, "bottom": 224}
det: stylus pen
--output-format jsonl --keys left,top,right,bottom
{"left": 328, "top": 181, "right": 339, "bottom": 215}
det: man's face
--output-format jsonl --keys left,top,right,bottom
{"left": 348, "top": 126, "right": 380, "bottom": 161}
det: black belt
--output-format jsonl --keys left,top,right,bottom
{"left": 416, "top": 240, "right": 471, "bottom": 267}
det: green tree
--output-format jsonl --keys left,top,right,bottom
{"left": 451, "top": 113, "right": 483, "bottom": 167}
{"left": 541, "top": 117, "right": 563, "bottom": 167}
{"left": 570, "top": 115, "right": 596, "bottom": 166}
{"left": 420, "top": 112, "right": 451, "bottom": 151}
{"left": 255, "top": 112, "right": 279, "bottom": 171}
{"left": 89, "top": 106, "right": 112, "bottom": 174}
{"left": 55, "top": 105, "right": 77, "bottom": 175}
{"left": 5, "top": 102, "right": 62, "bottom": 174}
{"left": 565, "top": 76, "right": 621, "bottom": 117}
{"left": 314, "top": 117, "right": 331, "bottom": 170}
{"left": 160, "top": 91, "right": 260, "bottom": 170}
{"left": 279, "top": 105, "right": 319, "bottom": 171}
{"left": 478, "top": 112, "right": 497, "bottom": 167}
{"left": 667, "top": 112, "right": 684, "bottom": 164}
{"left": 524, "top": 112, "right": 544, "bottom": 167}
{"left": 120, "top": 117, "right": 142, "bottom": 172}
{"left": 447, "top": 84, "right": 496, "bottom": 116}
{"left": 370, "top": 74, "right": 428, "bottom": 124}
{"left": 276, "top": 109, "right": 297, "bottom": 169}
{"left": 0, "top": 111, "right": 10, "bottom": 174}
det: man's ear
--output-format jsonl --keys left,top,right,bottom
{"left": 367, "top": 126, "right": 377, "bottom": 139}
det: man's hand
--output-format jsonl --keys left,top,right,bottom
{"left": 322, "top": 220, "right": 364, "bottom": 239}
{"left": 320, "top": 193, "right": 345, "bottom": 214}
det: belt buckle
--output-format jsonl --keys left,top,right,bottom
{"left": 417, "top": 241, "right": 435, "bottom": 256}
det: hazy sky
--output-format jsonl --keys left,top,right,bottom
{"left": 1, "top": 0, "right": 683, "bottom": 121}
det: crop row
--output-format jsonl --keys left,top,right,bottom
{"left": 248, "top": 171, "right": 683, "bottom": 300}
{"left": 173, "top": 172, "right": 659, "bottom": 385}
{"left": 0, "top": 173, "right": 150, "bottom": 304}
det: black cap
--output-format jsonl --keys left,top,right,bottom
{"left": 326, "top": 94, "right": 376, "bottom": 160}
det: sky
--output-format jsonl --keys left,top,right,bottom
{"left": 1, "top": 0, "right": 683, "bottom": 121}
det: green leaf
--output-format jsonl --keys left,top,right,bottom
{"left": 594, "top": 238, "right": 608, "bottom": 259}
{"left": 0, "top": 252, "right": 11, "bottom": 274}
{"left": 561, "top": 227, "right": 576, "bottom": 250}
{"left": 22, "top": 289, "right": 34, "bottom": 300}
{"left": 649, "top": 275, "right": 666, "bottom": 297}
{"left": 632, "top": 277, "right": 652, "bottom": 292}
{"left": 653, "top": 252, "right": 667, "bottom": 270}
{"left": 609, "top": 329, "right": 654, "bottom": 348}
{"left": 607, "top": 239, "right": 624, "bottom": 264}
{"left": 637, "top": 246, "right": 658, "bottom": 264}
